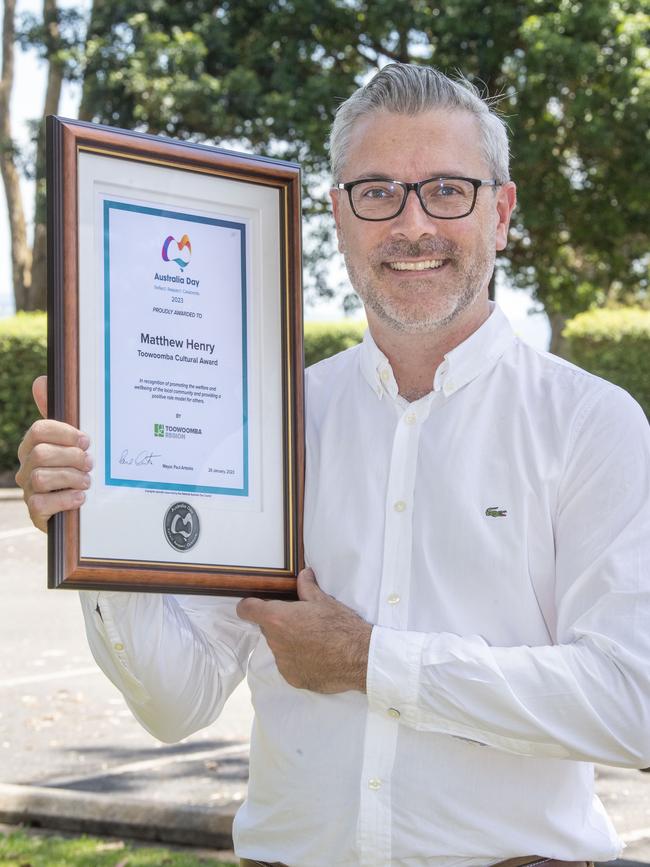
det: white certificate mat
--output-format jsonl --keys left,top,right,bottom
{"left": 74, "top": 148, "right": 293, "bottom": 575}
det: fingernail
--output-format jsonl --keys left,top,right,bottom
{"left": 83, "top": 474, "right": 92, "bottom": 489}
{"left": 78, "top": 434, "right": 90, "bottom": 450}
{"left": 73, "top": 492, "right": 86, "bottom": 505}
{"left": 84, "top": 455, "right": 94, "bottom": 471}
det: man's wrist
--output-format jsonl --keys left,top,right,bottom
{"left": 351, "top": 621, "right": 373, "bottom": 693}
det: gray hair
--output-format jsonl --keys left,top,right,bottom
{"left": 329, "top": 63, "right": 511, "bottom": 184}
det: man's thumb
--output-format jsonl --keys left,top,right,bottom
{"left": 32, "top": 375, "right": 48, "bottom": 418}
{"left": 296, "top": 568, "right": 323, "bottom": 602}
{"left": 236, "top": 596, "right": 267, "bottom": 623}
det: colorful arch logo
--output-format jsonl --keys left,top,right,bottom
{"left": 162, "top": 234, "right": 192, "bottom": 271}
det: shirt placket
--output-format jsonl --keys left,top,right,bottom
{"left": 357, "top": 398, "right": 428, "bottom": 867}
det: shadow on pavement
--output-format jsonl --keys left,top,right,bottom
{"left": 29, "top": 738, "right": 250, "bottom": 802}
{"left": 599, "top": 861, "right": 650, "bottom": 867}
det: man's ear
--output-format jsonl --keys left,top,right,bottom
{"left": 495, "top": 181, "right": 517, "bottom": 252}
{"left": 330, "top": 187, "right": 345, "bottom": 253}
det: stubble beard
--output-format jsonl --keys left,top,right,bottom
{"left": 344, "top": 236, "right": 496, "bottom": 334}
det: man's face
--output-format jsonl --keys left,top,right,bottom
{"left": 330, "top": 109, "right": 517, "bottom": 334}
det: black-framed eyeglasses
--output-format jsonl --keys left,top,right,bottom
{"left": 335, "top": 176, "right": 501, "bottom": 221}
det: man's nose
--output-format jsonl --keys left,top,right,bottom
{"left": 390, "top": 188, "right": 439, "bottom": 239}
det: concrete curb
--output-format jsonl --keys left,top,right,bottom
{"left": 0, "top": 487, "right": 23, "bottom": 501}
{"left": 0, "top": 783, "right": 236, "bottom": 849}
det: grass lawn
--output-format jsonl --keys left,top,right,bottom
{"left": 0, "top": 828, "right": 238, "bottom": 867}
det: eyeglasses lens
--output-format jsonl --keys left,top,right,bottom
{"left": 351, "top": 181, "right": 402, "bottom": 219}
{"left": 351, "top": 178, "right": 476, "bottom": 220}
{"left": 420, "top": 179, "right": 475, "bottom": 218}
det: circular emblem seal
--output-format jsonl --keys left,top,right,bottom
{"left": 164, "top": 502, "right": 200, "bottom": 551}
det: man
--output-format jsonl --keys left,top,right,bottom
{"left": 16, "top": 64, "right": 650, "bottom": 867}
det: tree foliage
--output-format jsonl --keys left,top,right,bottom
{"left": 9, "top": 0, "right": 650, "bottom": 330}
{"left": 504, "top": 0, "right": 649, "bottom": 320}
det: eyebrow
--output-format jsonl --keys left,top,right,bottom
{"left": 350, "top": 171, "right": 470, "bottom": 181}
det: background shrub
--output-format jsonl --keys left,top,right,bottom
{"left": 563, "top": 307, "right": 650, "bottom": 418}
{"left": 304, "top": 320, "right": 366, "bottom": 367}
{"left": 0, "top": 312, "right": 47, "bottom": 476}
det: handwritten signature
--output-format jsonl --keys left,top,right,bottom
{"left": 119, "top": 449, "right": 161, "bottom": 467}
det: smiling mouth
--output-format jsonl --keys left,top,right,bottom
{"left": 386, "top": 259, "right": 446, "bottom": 271}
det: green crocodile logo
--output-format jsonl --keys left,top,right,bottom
{"left": 485, "top": 506, "right": 507, "bottom": 518}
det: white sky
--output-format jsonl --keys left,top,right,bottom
{"left": 0, "top": 1, "right": 550, "bottom": 349}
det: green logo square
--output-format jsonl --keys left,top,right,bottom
{"left": 154, "top": 423, "right": 165, "bottom": 437}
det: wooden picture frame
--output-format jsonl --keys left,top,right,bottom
{"left": 47, "top": 116, "right": 304, "bottom": 598}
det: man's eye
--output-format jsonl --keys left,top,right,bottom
{"left": 437, "top": 185, "right": 462, "bottom": 197}
{"left": 361, "top": 186, "right": 396, "bottom": 199}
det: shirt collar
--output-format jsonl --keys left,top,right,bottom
{"left": 359, "top": 302, "right": 516, "bottom": 401}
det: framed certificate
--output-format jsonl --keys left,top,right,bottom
{"left": 46, "top": 116, "right": 304, "bottom": 597}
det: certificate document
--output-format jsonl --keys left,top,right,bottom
{"left": 104, "top": 200, "right": 249, "bottom": 496}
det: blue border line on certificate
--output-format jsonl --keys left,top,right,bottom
{"left": 103, "top": 199, "right": 249, "bottom": 497}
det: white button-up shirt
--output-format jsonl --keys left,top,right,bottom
{"left": 80, "top": 303, "right": 650, "bottom": 867}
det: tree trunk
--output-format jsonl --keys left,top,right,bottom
{"left": 30, "top": 0, "right": 64, "bottom": 310}
{"left": 0, "top": 0, "right": 32, "bottom": 311}
{"left": 78, "top": 0, "right": 98, "bottom": 122}
{"left": 397, "top": 26, "right": 410, "bottom": 63}
{"left": 548, "top": 312, "right": 569, "bottom": 358}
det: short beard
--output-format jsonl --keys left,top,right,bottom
{"left": 345, "top": 237, "right": 495, "bottom": 334}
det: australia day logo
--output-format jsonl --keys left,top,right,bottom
{"left": 161, "top": 233, "right": 192, "bottom": 272}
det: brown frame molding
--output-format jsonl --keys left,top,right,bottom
{"left": 46, "top": 116, "right": 304, "bottom": 598}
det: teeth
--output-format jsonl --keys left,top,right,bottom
{"left": 388, "top": 259, "right": 445, "bottom": 271}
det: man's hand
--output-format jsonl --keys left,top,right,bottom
{"left": 237, "top": 569, "right": 373, "bottom": 694}
{"left": 15, "top": 375, "right": 93, "bottom": 532}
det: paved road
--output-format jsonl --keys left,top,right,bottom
{"left": 0, "top": 491, "right": 253, "bottom": 810}
{"left": 2, "top": 492, "right": 650, "bottom": 863}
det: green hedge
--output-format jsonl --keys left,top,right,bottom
{"left": 563, "top": 307, "right": 650, "bottom": 418}
{"left": 304, "top": 320, "right": 366, "bottom": 367}
{"left": 0, "top": 312, "right": 47, "bottom": 474}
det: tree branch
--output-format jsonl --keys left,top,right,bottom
{"left": 358, "top": 34, "right": 410, "bottom": 65}
{"left": 354, "top": 43, "right": 381, "bottom": 67}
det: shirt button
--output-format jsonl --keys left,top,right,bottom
{"left": 387, "top": 593, "right": 400, "bottom": 605}
{"left": 368, "top": 778, "right": 382, "bottom": 790}
{"left": 404, "top": 412, "right": 417, "bottom": 425}
{"left": 387, "top": 707, "right": 401, "bottom": 719}
{"left": 113, "top": 643, "right": 124, "bottom": 652}
{"left": 393, "top": 500, "right": 407, "bottom": 513}
{"left": 380, "top": 369, "right": 390, "bottom": 382}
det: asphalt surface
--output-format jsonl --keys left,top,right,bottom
{"left": 2, "top": 490, "right": 650, "bottom": 863}
{"left": 0, "top": 489, "right": 250, "bottom": 850}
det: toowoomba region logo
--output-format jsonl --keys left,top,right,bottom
{"left": 162, "top": 233, "right": 192, "bottom": 271}
{"left": 164, "top": 502, "right": 200, "bottom": 551}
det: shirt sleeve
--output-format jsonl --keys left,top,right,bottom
{"left": 79, "top": 589, "right": 260, "bottom": 743}
{"left": 367, "top": 385, "right": 650, "bottom": 768}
